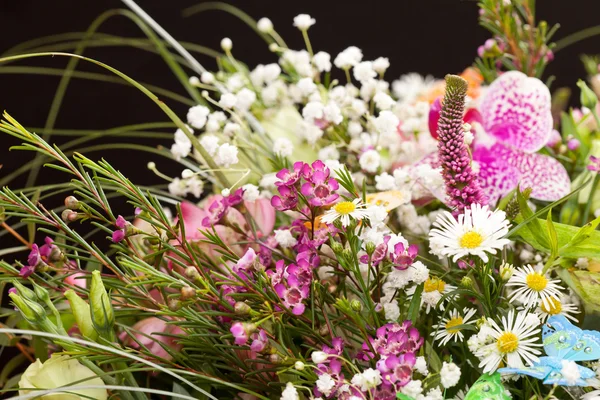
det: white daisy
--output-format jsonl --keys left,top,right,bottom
{"left": 428, "top": 204, "right": 510, "bottom": 262}
{"left": 432, "top": 308, "right": 478, "bottom": 346}
{"left": 476, "top": 309, "right": 542, "bottom": 373}
{"left": 532, "top": 293, "right": 579, "bottom": 323}
{"left": 321, "top": 199, "right": 370, "bottom": 227}
{"left": 506, "top": 265, "right": 564, "bottom": 309}
{"left": 406, "top": 277, "right": 457, "bottom": 314}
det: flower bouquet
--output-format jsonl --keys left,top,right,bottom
{"left": 2, "top": 1, "right": 600, "bottom": 399}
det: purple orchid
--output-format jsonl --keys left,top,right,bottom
{"left": 473, "top": 71, "right": 570, "bottom": 202}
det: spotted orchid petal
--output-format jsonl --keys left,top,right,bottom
{"left": 474, "top": 143, "right": 570, "bottom": 202}
{"left": 480, "top": 71, "right": 552, "bottom": 153}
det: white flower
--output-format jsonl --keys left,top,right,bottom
{"left": 273, "top": 138, "right": 294, "bottom": 157}
{"left": 297, "top": 121, "right": 323, "bottom": 145}
{"left": 375, "top": 172, "right": 396, "bottom": 191}
{"left": 19, "top": 355, "right": 108, "bottom": 400}
{"left": 400, "top": 380, "right": 423, "bottom": 398}
{"left": 506, "top": 265, "right": 564, "bottom": 309}
{"left": 259, "top": 173, "right": 279, "bottom": 190}
{"left": 206, "top": 111, "right": 227, "bottom": 132}
{"left": 323, "top": 101, "right": 343, "bottom": 124}
{"left": 476, "top": 309, "right": 542, "bottom": 373}
{"left": 533, "top": 293, "right": 579, "bottom": 323}
{"left": 201, "top": 71, "right": 215, "bottom": 84}
{"left": 374, "top": 110, "right": 400, "bottom": 135}
{"left": 353, "top": 61, "right": 376, "bottom": 83}
{"left": 350, "top": 99, "right": 367, "bottom": 118}
{"left": 359, "top": 149, "right": 381, "bottom": 173}
{"left": 293, "top": 14, "right": 315, "bottom": 30}
{"left": 220, "top": 37, "right": 232, "bottom": 51}
{"left": 274, "top": 229, "right": 298, "bottom": 248}
{"left": 321, "top": 199, "right": 370, "bottom": 227}
{"left": 187, "top": 105, "right": 210, "bottom": 129}
{"left": 313, "top": 51, "right": 332, "bottom": 72}
{"left": 297, "top": 77, "right": 317, "bottom": 96}
{"left": 411, "top": 261, "right": 429, "bottom": 284}
{"left": 168, "top": 178, "right": 187, "bottom": 197}
{"left": 334, "top": 46, "right": 363, "bottom": 69}
{"left": 422, "top": 388, "right": 444, "bottom": 400}
{"left": 215, "top": 143, "right": 239, "bottom": 167}
{"left": 524, "top": 312, "right": 541, "bottom": 327}
{"left": 576, "top": 257, "right": 590, "bottom": 269}
{"left": 236, "top": 88, "right": 256, "bottom": 111}
{"left": 281, "top": 50, "right": 313, "bottom": 77}
{"left": 188, "top": 76, "right": 199, "bottom": 86}
{"left": 294, "top": 361, "right": 305, "bottom": 371}
{"left": 302, "top": 101, "right": 324, "bottom": 121}
{"left": 311, "top": 351, "right": 329, "bottom": 364}
{"left": 223, "top": 122, "right": 241, "bottom": 137}
{"left": 316, "top": 373, "right": 336, "bottom": 397}
{"left": 242, "top": 184, "right": 260, "bottom": 202}
{"left": 219, "top": 92, "right": 237, "bottom": 108}
{"left": 582, "top": 390, "right": 600, "bottom": 400}
{"left": 383, "top": 301, "right": 400, "bottom": 321}
{"left": 392, "top": 72, "right": 435, "bottom": 104}
{"left": 351, "top": 368, "right": 381, "bottom": 391}
{"left": 373, "top": 92, "right": 395, "bottom": 110}
{"left": 429, "top": 204, "right": 510, "bottom": 262}
{"left": 318, "top": 145, "right": 340, "bottom": 161}
{"left": 200, "top": 134, "right": 219, "bottom": 157}
{"left": 171, "top": 142, "right": 191, "bottom": 161}
{"left": 406, "top": 277, "right": 456, "bottom": 313}
{"left": 372, "top": 57, "right": 390, "bottom": 74}
{"left": 433, "top": 308, "right": 478, "bottom": 346}
{"left": 226, "top": 74, "right": 244, "bottom": 92}
{"left": 280, "top": 382, "right": 299, "bottom": 400}
{"left": 440, "top": 362, "right": 461, "bottom": 388}
{"left": 251, "top": 64, "right": 281, "bottom": 87}
{"left": 360, "top": 79, "right": 389, "bottom": 100}
{"left": 257, "top": 17, "right": 273, "bottom": 33}
{"left": 464, "top": 131, "right": 474, "bottom": 145}
{"left": 414, "top": 357, "right": 428, "bottom": 375}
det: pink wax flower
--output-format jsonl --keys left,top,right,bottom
{"left": 249, "top": 329, "right": 268, "bottom": 352}
{"left": 389, "top": 242, "right": 418, "bottom": 271}
{"left": 588, "top": 155, "right": 600, "bottom": 172}
{"left": 121, "top": 317, "right": 184, "bottom": 361}
{"left": 112, "top": 215, "right": 128, "bottom": 242}
{"left": 377, "top": 352, "right": 416, "bottom": 388}
{"left": 20, "top": 237, "right": 62, "bottom": 277}
{"left": 300, "top": 160, "right": 339, "bottom": 207}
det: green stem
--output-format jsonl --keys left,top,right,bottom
{"left": 554, "top": 25, "right": 600, "bottom": 52}
{"left": 582, "top": 173, "right": 600, "bottom": 224}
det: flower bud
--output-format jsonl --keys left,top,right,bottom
{"left": 268, "top": 43, "right": 279, "bottom": 52}
{"left": 64, "top": 196, "right": 80, "bottom": 210}
{"left": 294, "top": 361, "right": 305, "bottom": 370}
{"left": 220, "top": 37, "right": 233, "bottom": 51}
{"left": 365, "top": 242, "right": 376, "bottom": 255}
{"left": 9, "top": 293, "right": 46, "bottom": 323}
{"left": 61, "top": 209, "right": 78, "bottom": 223}
{"left": 319, "top": 326, "right": 329, "bottom": 336}
{"left": 499, "top": 262, "right": 514, "bottom": 281}
{"left": 188, "top": 76, "right": 200, "bottom": 86}
{"left": 64, "top": 289, "right": 98, "bottom": 340}
{"left": 257, "top": 17, "right": 273, "bottom": 33}
{"left": 89, "top": 271, "right": 114, "bottom": 335}
{"left": 350, "top": 299, "right": 362, "bottom": 311}
{"left": 578, "top": 79, "right": 598, "bottom": 110}
{"left": 330, "top": 242, "right": 344, "bottom": 254}
{"left": 184, "top": 266, "right": 199, "bottom": 280}
{"left": 342, "top": 248, "right": 353, "bottom": 260}
{"left": 168, "top": 298, "right": 181, "bottom": 311}
{"left": 234, "top": 301, "right": 251, "bottom": 315}
{"left": 311, "top": 351, "right": 329, "bottom": 364}
{"left": 180, "top": 286, "right": 196, "bottom": 300}
{"left": 32, "top": 283, "right": 50, "bottom": 303}
{"left": 269, "top": 354, "right": 281, "bottom": 364}
{"left": 460, "top": 276, "right": 473, "bottom": 288}
{"left": 11, "top": 280, "right": 37, "bottom": 302}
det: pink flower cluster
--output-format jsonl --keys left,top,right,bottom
{"left": 268, "top": 251, "right": 318, "bottom": 315}
{"left": 361, "top": 236, "right": 418, "bottom": 271}
{"left": 20, "top": 237, "right": 60, "bottom": 277}
{"left": 359, "top": 321, "right": 423, "bottom": 389}
{"left": 271, "top": 160, "right": 339, "bottom": 211}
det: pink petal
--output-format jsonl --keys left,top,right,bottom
{"left": 473, "top": 144, "right": 521, "bottom": 204}
{"left": 428, "top": 97, "right": 442, "bottom": 140}
{"left": 179, "top": 201, "right": 207, "bottom": 240}
{"left": 480, "top": 71, "right": 553, "bottom": 153}
{"left": 245, "top": 199, "right": 275, "bottom": 236}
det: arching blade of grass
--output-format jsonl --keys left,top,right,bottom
{"left": 0, "top": 52, "right": 230, "bottom": 189}
{"left": 24, "top": 8, "right": 207, "bottom": 189}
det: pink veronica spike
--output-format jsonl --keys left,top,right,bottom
{"left": 480, "top": 71, "right": 553, "bottom": 153}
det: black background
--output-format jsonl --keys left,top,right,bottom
{"left": 0, "top": 0, "right": 599, "bottom": 190}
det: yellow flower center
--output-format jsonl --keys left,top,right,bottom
{"left": 334, "top": 201, "right": 356, "bottom": 215}
{"left": 424, "top": 277, "right": 446, "bottom": 293}
{"left": 541, "top": 297, "right": 562, "bottom": 315}
{"left": 526, "top": 272, "right": 548, "bottom": 292}
{"left": 497, "top": 332, "right": 519, "bottom": 354}
{"left": 459, "top": 231, "right": 484, "bottom": 249}
{"left": 445, "top": 316, "right": 464, "bottom": 334}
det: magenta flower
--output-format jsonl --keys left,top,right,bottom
{"left": 27, "top": 243, "right": 42, "bottom": 269}
{"left": 300, "top": 160, "right": 339, "bottom": 207}
{"left": 249, "top": 329, "right": 268, "bottom": 352}
{"left": 436, "top": 75, "right": 487, "bottom": 215}
{"left": 112, "top": 215, "right": 127, "bottom": 242}
{"left": 473, "top": 71, "right": 570, "bottom": 202}
{"left": 589, "top": 155, "right": 600, "bottom": 172}
{"left": 230, "top": 322, "right": 251, "bottom": 345}
{"left": 275, "top": 161, "right": 304, "bottom": 187}
{"left": 274, "top": 283, "right": 309, "bottom": 315}
{"left": 270, "top": 185, "right": 299, "bottom": 211}
{"left": 377, "top": 352, "right": 416, "bottom": 388}
{"left": 389, "top": 242, "right": 418, "bottom": 271}
{"left": 21, "top": 237, "right": 59, "bottom": 277}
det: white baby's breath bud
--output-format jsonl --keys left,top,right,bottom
{"left": 257, "top": 17, "right": 273, "bottom": 33}
{"left": 294, "top": 361, "right": 305, "bottom": 370}
{"left": 273, "top": 138, "right": 294, "bottom": 157}
{"left": 220, "top": 37, "right": 233, "bottom": 51}
{"left": 462, "top": 122, "right": 472, "bottom": 132}
{"left": 221, "top": 188, "right": 231, "bottom": 196}
{"left": 219, "top": 93, "right": 237, "bottom": 109}
{"left": 293, "top": 14, "right": 315, "bottom": 30}
{"left": 464, "top": 131, "right": 474, "bottom": 145}
{"left": 181, "top": 169, "right": 195, "bottom": 179}
{"left": 311, "top": 351, "right": 329, "bottom": 364}
{"left": 200, "top": 71, "right": 215, "bottom": 84}
{"left": 188, "top": 76, "right": 200, "bottom": 86}
{"left": 372, "top": 57, "right": 390, "bottom": 74}
{"left": 269, "top": 43, "right": 278, "bottom": 52}
{"left": 147, "top": 162, "right": 156, "bottom": 170}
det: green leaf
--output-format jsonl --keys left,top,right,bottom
{"left": 557, "top": 269, "right": 600, "bottom": 313}
{"left": 515, "top": 187, "right": 549, "bottom": 248}
{"left": 546, "top": 210, "right": 559, "bottom": 259}
{"left": 424, "top": 340, "right": 442, "bottom": 373}
{"left": 407, "top": 283, "right": 423, "bottom": 324}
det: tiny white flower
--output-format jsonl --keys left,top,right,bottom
{"left": 242, "top": 184, "right": 260, "bottom": 202}
{"left": 259, "top": 173, "right": 279, "bottom": 190}
{"left": 200, "top": 71, "right": 215, "bottom": 84}
{"left": 323, "top": 101, "right": 343, "bottom": 124}
{"left": 302, "top": 101, "right": 325, "bottom": 122}
{"left": 311, "top": 351, "right": 329, "bottom": 364}
{"left": 373, "top": 92, "right": 395, "bottom": 110}
{"left": 576, "top": 257, "right": 589, "bottom": 269}
{"left": 313, "top": 51, "right": 332, "bottom": 72}
{"left": 383, "top": 301, "right": 400, "bottom": 321}
{"left": 223, "top": 122, "right": 241, "bottom": 137}
{"left": 375, "top": 172, "right": 396, "bottom": 191}
{"left": 372, "top": 57, "right": 390, "bottom": 74}
{"left": 352, "top": 368, "right": 381, "bottom": 391}
{"left": 297, "top": 121, "right": 323, "bottom": 145}
{"left": 171, "top": 142, "right": 191, "bottom": 161}
{"left": 440, "top": 362, "right": 461, "bottom": 388}
{"left": 414, "top": 357, "right": 428, "bottom": 375}
{"left": 464, "top": 131, "right": 474, "bottom": 145}
{"left": 348, "top": 120, "right": 363, "bottom": 136}
{"left": 235, "top": 88, "right": 256, "bottom": 111}
{"left": 188, "top": 76, "right": 199, "bottom": 86}
{"left": 199, "top": 134, "right": 219, "bottom": 157}
{"left": 280, "top": 382, "right": 299, "bottom": 400}
{"left": 318, "top": 145, "right": 340, "bottom": 161}
{"left": 215, "top": 143, "right": 239, "bottom": 167}
{"left": 334, "top": 46, "right": 363, "bottom": 69}
{"left": 297, "top": 77, "right": 317, "bottom": 96}
{"left": 220, "top": 37, "right": 232, "bottom": 51}
{"left": 359, "top": 149, "right": 381, "bottom": 173}
{"left": 353, "top": 61, "right": 376, "bottom": 83}
{"left": 187, "top": 105, "right": 210, "bottom": 129}
{"left": 257, "top": 17, "right": 273, "bottom": 33}
{"left": 293, "top": 14, "right": 316, "bottom": 30}
{"left": 219, "top": 93, "right": 237, "bottom": 109}
{"left": 400, "top": 380, "right": 423, "bottom": 398}
{"left": 374, "top": 110, "right": 400, "bottom": 135}
{"left": 315, "top": 373, "right": 336, "bottom": 397}
{"left": 274, "top": 229, "right": 298, "bottom": 248}
{"left": 168, "top": 177, "right": 187, "bottom": 197}
{"left": 273, "top": 138, "right": 294, "bottom": 157}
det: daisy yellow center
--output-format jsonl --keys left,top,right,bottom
{"left": 445, "top": 316, "right": 464, "bottom": 334}
{"left": 496, "top": 332, "right": 519, "bottom": 354}
{"left": 459, "top": 231, "right": 483, "bottom": 249}
{"left": 525, "top": 272, "right": 547, "bottom": 292}
{"left": 334, "top": 201, "right": 356, "bottom": 215}
{"left": 541, "top": 297, "right": 562, "bottom": 315}
{"left": 424, "top": 277, "right": 446, "bottom": 293}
